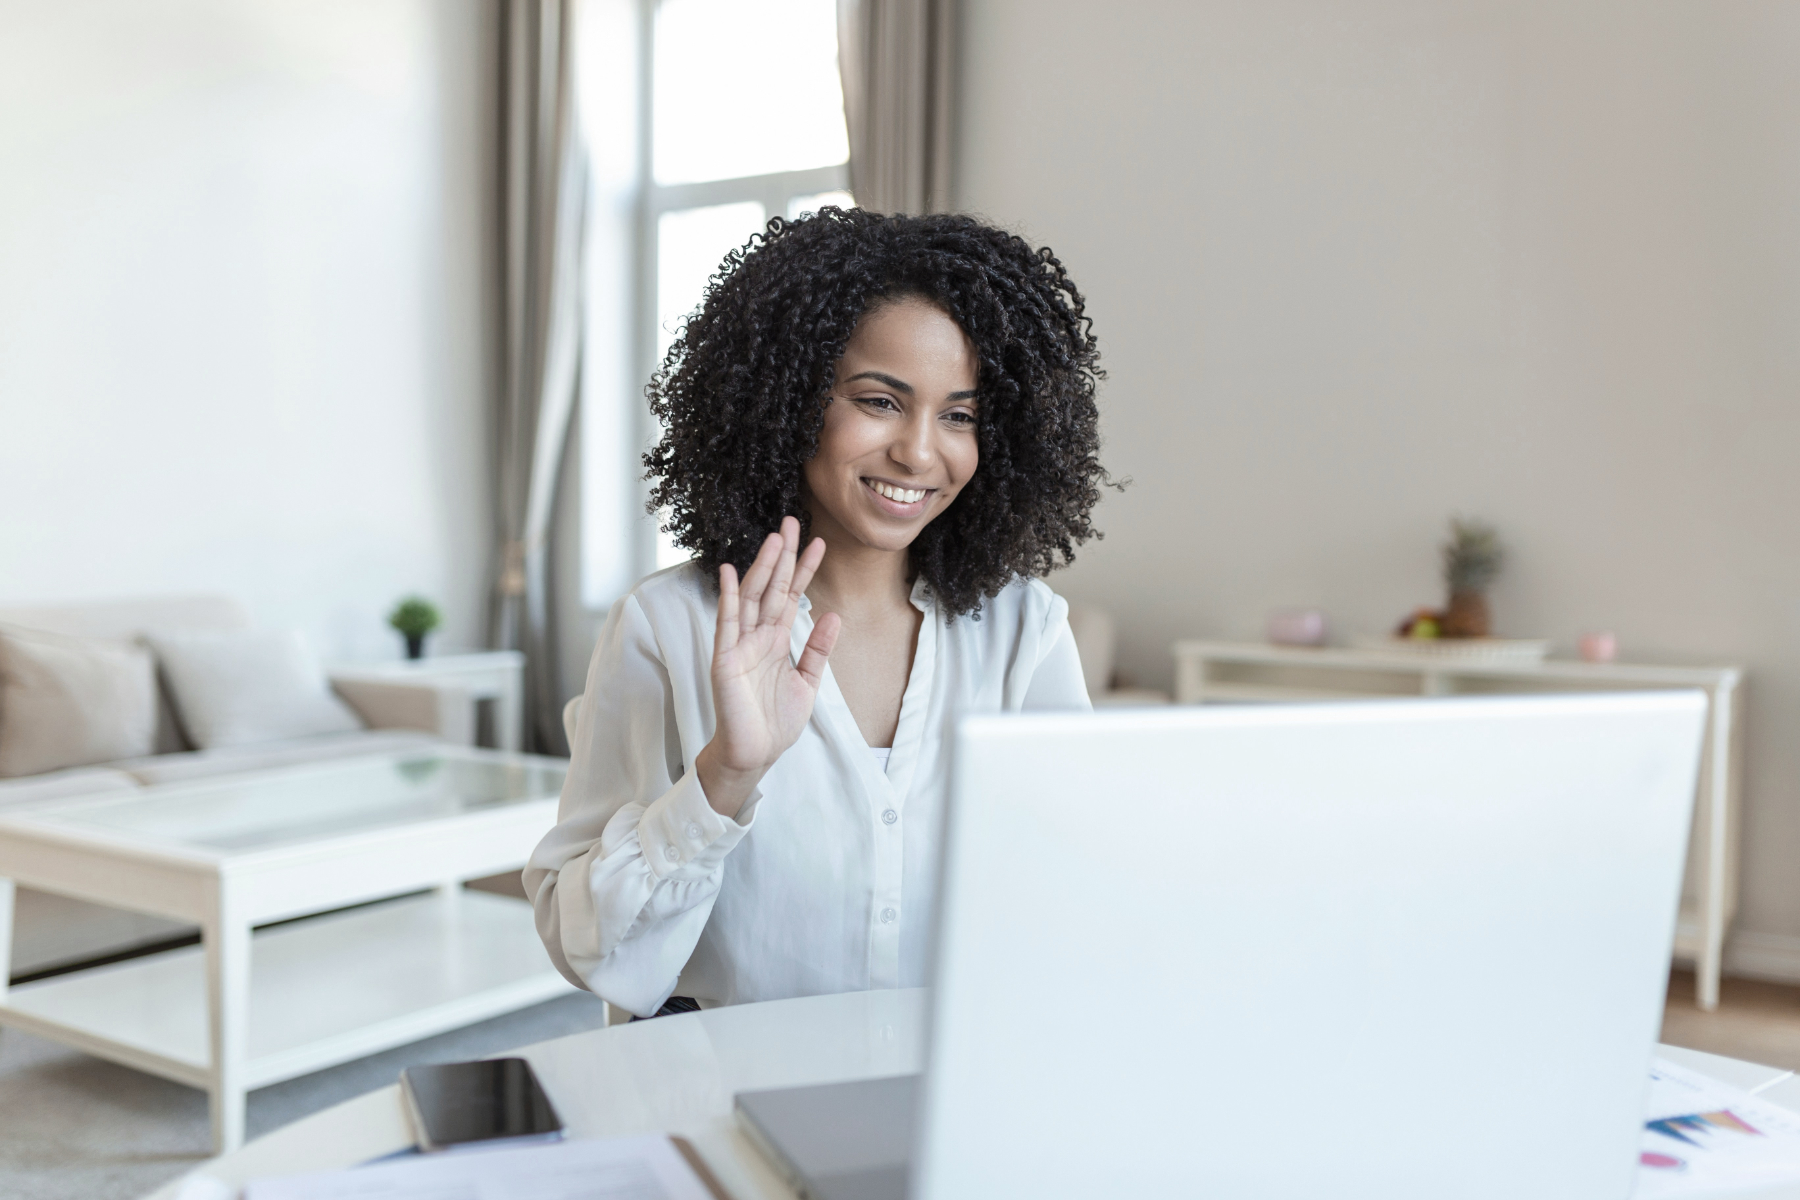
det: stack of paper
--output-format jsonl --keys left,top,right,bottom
{"left": 1636, "top": 1059, "right": 1800, "bottom": 1198}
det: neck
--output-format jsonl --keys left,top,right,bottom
{"left": 804, "top": 514, "right": 913, "bottom": 617}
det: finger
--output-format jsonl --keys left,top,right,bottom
{"left": 765, "top": 518, "right": 801, "bottom": 625}
{"left": 779, "top": 536, "right": 828, "bottom": 629}
{"left": 738, "top": 532, "right": 782, "bottom": 628}
{"left": 715, "top": 563, "right": 740, "bottom": 652}
{"left": 794, "top": 611, "right": 841, "bottom": 690}
{"left": 789, "top": 536, "right": 827, "bottom": 598}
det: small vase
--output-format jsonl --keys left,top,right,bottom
{"left": 404, "top": 633, "right": 425, "bottom": 660}
{"left": 1440, "top": 590, "right": 1491, "bottom": 639}
{"left": 1267, "top": 608, "right": 1328, "bottom": 647}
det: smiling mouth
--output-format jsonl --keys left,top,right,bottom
{"left": 863, "top": 478, "right": 933, "bottom": 507}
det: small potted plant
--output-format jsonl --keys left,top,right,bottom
{"left": 387, "top": 596, "right": 442, "bottom": 660}
{"left": 1439, "top": 519, "right": 1503, "bottom": 638}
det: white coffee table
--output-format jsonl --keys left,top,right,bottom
{"left": 0, "top": 746, "right": 574, "bottom": 1153}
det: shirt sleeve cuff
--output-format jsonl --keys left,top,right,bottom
{"left": 639, "top": 770, "right": 757, "bottom": 880}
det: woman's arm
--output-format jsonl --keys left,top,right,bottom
{"left": 523, "top": 592, "right": 751, "bottom": 1017}
{"left": 1022, "top": 591, "right": 1095, "bottom": 712}
{"left": 525, "top": 520, "right": 839, "bottom": 1017}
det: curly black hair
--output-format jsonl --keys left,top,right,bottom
{"left": 644, "top": 207, "right": 1109, "bottom": 617}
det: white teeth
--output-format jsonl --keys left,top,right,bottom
{"left": 869, "top": 481, "right": 926, "bottom": 504}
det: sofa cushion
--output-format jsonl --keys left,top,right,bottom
{"left": 0, "top": 765, "right": 140, "bottom": 809}
{"left": 0, "top": 625, "right": 157, "bottom": 778}
{"left": 112, "top": 729, "right": 438, "bottom": 786}
{"left": 0, "top": 595, "right": 251, "bottom": 754}
{"left": 147, "top": 629, "right": 362, "bottom": 750}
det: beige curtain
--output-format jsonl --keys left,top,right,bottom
{"left": 836, "top": 0, "right": 956, "bottom": 215}
{"left": 491, "top": 0, "right": 586, "bottom": 755}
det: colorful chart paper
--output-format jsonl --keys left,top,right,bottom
{"left": 1636, "top": 1059, "right": 1800, "bottom": 1198}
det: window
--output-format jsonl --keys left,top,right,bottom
{"left": 578, "top": 0, "right": 853, "bottom": 606}
{"left": 653, "top": 0, "right": 848, "bottom": 186}
{"left": 648, "top": 0, "right": 852, "bottom": 567}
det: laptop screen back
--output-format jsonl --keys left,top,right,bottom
{"left": 915, "top": 693, "right": 1705, "bottom": 1200}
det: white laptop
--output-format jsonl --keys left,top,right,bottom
{"left": 737, "top": 692, "right": 1707, "bottom": 1200}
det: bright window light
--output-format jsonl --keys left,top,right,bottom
{"left": 654, "top": 510, "right": 691, "bottom": 569}
{"left": 654, "top": 0, "right": 849, "bottom": 185}
{"left": 657, "top": 200, "right": 767, "bottom": 363}
{"left": 653, "top": 198, "right": 769, "bottom": 571}
{"left": 787, "top": 189, "right": 855, "bottom": 221}
{"left": 586, "top": 2, "right": 854, "bottom": 594}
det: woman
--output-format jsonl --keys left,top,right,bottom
{"left": 525, "top": 208, "right": 1110, "bottom": 1018}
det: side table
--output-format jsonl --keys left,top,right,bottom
{"left": 330, "top": 651, "right": 525, "bottom": 752}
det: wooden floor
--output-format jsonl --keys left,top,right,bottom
{"left": 1663, "top": 969, "right": 1800, "bottom": 1070}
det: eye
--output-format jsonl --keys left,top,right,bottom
{"left": 854, "top": 394, "right": 900, "bottom": 413}
{"left": 942, "top": 410, "right": 977, "bottom": 427}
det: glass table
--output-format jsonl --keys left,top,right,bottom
{"left": 0, "top": 747, "right": 571, "bottom": 1153}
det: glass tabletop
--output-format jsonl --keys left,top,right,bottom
{"left": 30, "top": 752, "right": 568, "bottom": 854}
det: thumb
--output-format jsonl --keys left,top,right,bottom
{"left": 794, "top": 611, "right": 841, "bottom": 690}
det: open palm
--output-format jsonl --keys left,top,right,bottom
{"left": 707, "top": 517, "right": 840, "bottom": 780}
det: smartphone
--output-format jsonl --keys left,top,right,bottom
{"left": 399, "top": 1058, "right": 565, "bottom": 1152}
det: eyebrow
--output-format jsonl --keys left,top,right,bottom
{"left": 843, "top": 371, "right": 978, "bottom": 402}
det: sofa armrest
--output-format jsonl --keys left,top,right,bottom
{"left": 329, "top": 676, "right": 476, "bottom": 745}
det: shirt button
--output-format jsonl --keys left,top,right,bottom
{"left": 880, "top": 907, "right": 897, "bottom": 923}
{"left": 664, "top": 845, "right": 679, "bottom": 862}
{"left": 881, "top": 809, "right": 898, "bottom": 825}
{"left": 686, "top": 823, "right": 702, "bottom": 838}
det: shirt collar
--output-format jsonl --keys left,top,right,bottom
{"left": 908, "top": 576, "right": 932, "bottom": 614}
{"left": 793, "top": 577, "right": 934, "bottom": 614}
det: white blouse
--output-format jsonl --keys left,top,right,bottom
{"left": 524, "top": 561, "right": 1091, "bottom": 1017}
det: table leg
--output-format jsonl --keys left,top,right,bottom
{"left": 1174, "top": 654, "right": 1204, "bottom": 705}
{"left": 497, "top": 670, "right": 523, "bottom": 752}
{"left": 0, "top": 876, "right": 13, "bottom": 1003}
{"left": 437, "top": 879, "right": 468, "bottom": 986}
{"left": 438, "top": 878, "right": 465, "bottom": 920}
{"left": 1696, "top": 682, "right": 1736, "bottom": 1012}
{"left": 205, "top": 905, "right": 252, "bottom": 1153}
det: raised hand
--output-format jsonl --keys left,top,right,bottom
{"left": 694, "top": 517, "right": 840, "bottom": 818}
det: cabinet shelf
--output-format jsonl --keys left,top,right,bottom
{"left": 1172, "top": 639, "right": 1744, "bottom": 1012}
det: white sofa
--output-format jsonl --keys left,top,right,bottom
{"left": 0, "top": 594, "right": 475, "bottom": 978}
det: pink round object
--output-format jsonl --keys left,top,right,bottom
{"left": 1267, "top": 609, "right": 1328, "bottom": 647}
{"left": 1578, "top": 631, "right": 1618, "bottom": 663}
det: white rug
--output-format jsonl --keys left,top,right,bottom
{"left": 0, "top": 991, "right": 610, "bottom": 1200}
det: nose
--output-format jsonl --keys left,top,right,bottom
{"left": 888, "top": 406, "right": 936, "bottom": 475}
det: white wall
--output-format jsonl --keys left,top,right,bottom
{"left": 956, "top": 2, "right": 1800, "bottom": 944}
{"left": 0, "top": 0, "right": 495, "bottom": 661}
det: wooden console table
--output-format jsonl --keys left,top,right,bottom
{"left": 1172, "top": 640, "right": 1744, "bottom": 1011}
